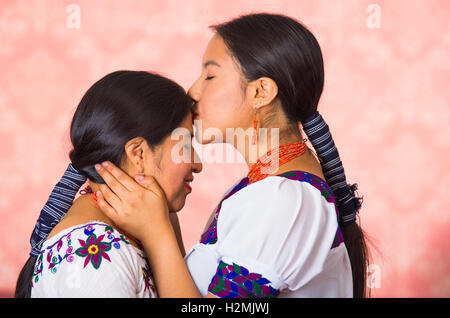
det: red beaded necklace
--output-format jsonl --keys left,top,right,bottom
{"left": 247, "top": 139, "right": 308, "bottom": 184}
{"left": 79, "top": 185, "right": 143, "bottom": 249}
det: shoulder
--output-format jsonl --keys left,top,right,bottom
{"left": 222, "top": 175, "right": 333, "bottom": 219}
{"left": 35, "top": 221, "right": 144, "bottom": 281}
{"left": 37, "top": 221, "right": 144, "bottom": 276}
{"left": 40, "top": 221, "right": 141, "bottom": 263}
{"left": 217, "top": 175, "right": 338, "bottom": 243}
{"left": 47, "top": 197, "right": 142, "bottom": 249}
{"left": 31, "top": 221, "right": 149, "bottom": 297}
{"left": 47, "top": 214, "right": 112, "bottom": 241}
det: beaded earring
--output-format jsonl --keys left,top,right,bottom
{"left": 252, "top": 108, "right": 258, "bottom": 145}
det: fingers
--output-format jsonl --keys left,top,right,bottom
{"left": 136, "top": 175, "right": 166, "bottom": 200}
{"left": 98, "top": 183, "right": 122, "bottom": 211}
{"left": 95, "top": 190, "right": 119, "bottom": 222}
{"left": 95, "top": 162, "right": 133, "bottom": 197}
{"left": 102, "top": 161, "right": 144, "bottom": 192}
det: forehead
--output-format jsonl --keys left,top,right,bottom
{"left": 202, "top": 34, "right": 230, "bottom": 65}
{"left": 202, "top": 34, "right": 245, "bottom": 78}
{"left": 180, "top": 112, "right": 194, "bottom": 134}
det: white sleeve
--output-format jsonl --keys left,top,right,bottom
{"left": 31, "top": 223, "right": 143, "bottom": 298}
{"left": 207, "top": 177, "right": 339, "bottom": 297}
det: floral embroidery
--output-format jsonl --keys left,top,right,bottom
{"left": 32, "top": 232, "right": 75, "bottom": 284}
{"left": 142, "top": 260, "right": 157, "bottom": 296}
{"left": 31, "top": 222, "right": 156, "bottom": 297}
{"left": 208, "top": 261, "right": 280, "bottom": 298}
{"left": 75, "top": 231, "right": 112, "bottom": 269}
{"left": 200, "top": 216, "right": 218, "bottom": 245}
{"left": 105, "top": 225, "right": 131, "bottom": 247}
{"left": 331, "top": 227, "right": 344, "bottom": 249}
{"left": 32, "top": 223, "right": 136, "bottom": 283}
{"left": 32, "top": 254, "right": 43, "bottom": 286}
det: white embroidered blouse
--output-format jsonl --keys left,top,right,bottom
{"left": 30, "top": 222, "right": 157, "bottom": 298}
{"left": 184, "top": 171, "right": 353, "bottom": 298}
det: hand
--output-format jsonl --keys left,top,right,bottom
{"left": 94, "top": 161, "right": 170, "bottom": 242}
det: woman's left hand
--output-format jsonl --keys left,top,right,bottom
{"left": 94, "top": 161, "right": 170, "bottom": 242}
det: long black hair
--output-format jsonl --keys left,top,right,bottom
{"left": 15, "top": 71, "right": 193, "bottom": 297}
{"left": 210, "top": 13, "right": 371, "bottom": 297}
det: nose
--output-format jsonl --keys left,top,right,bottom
{"left": 192, "top": 162, "right": 203, "bottom": 174}
{"left": 192, "top": 149, "right": 203, "bottom": 174}
{"left": 188, "top": 80, "right": 200, "bottom": 103}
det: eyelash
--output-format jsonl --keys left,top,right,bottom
{"left": 205, "top": 76, "right": 215, "bottom": 81}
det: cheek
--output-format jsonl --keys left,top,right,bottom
{"left": 202, "top": 85, "right": 226, "bottom": 116}
{"left": 162, "top": 164, "right": 190, "bottom": 200}
{"left": 201, "top": 80, "right": 245, "bottom": 128}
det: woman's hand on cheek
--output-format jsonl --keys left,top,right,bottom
{"left": 94, "top": 161, "right": 170, "bottom": 242}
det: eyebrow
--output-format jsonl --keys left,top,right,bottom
{"left": 203, "top": 60, "right": 221, "bottom": 68}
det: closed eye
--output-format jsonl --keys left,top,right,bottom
{"left": 205, "top": 76, "right": 215, "bottom": 80}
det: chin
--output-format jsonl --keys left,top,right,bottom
{"left": 194, "top": 123, "right": 217, "bottom": 145}
{"left": 200, "top": 134, "right": 221, "bottom": 145}
{"left": 194, "top": 133, "right": 213, "bottom": 145}
{"left": 168, "top": 197, "right": 187, "bottom": 213}
{"left": 200, "top": 139, "right": 214, "bottom": 145}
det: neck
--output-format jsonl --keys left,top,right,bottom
{"left": 74, "top": 190, "right": 142, "bottom": 247}
{"left": 74, "top": 190, "right": 104, "bottom": 218}
{"left": 234, "top": 127, "right": 306, "bottom": 169}
{"left": 71, "top": 181, "right": 112, "bottom": 224}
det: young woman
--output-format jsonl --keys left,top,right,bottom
{"left": 93, "top": 13, "right": 369, "bottom": 298}
{"left": 14, "top": 70, "right": 202, "bottom": 297}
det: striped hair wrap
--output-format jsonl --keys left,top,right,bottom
{"left": 29, "top": 163, "right": 87, "bottom": 257}
{"left": 300, "top": 111, "right": 364, "bottom": 227}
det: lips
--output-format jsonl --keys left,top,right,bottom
{"left": 184, "top": 177, "right": 193, "bottom": 192}
{"left": 192, "top": 110, "right": 199, "bottom": 120}
{"left": 184, "top": 183, "right": 192, "bottom": 192}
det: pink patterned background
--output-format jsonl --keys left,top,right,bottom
{"left": 0, "top": 0, "right": 449, "bottom": 297}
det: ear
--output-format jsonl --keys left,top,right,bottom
{"left": 123, "top": 137, "right": 147, "bottom": 174}
{"left": 246, "top": 77, "right": 279, "bottom": 110}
